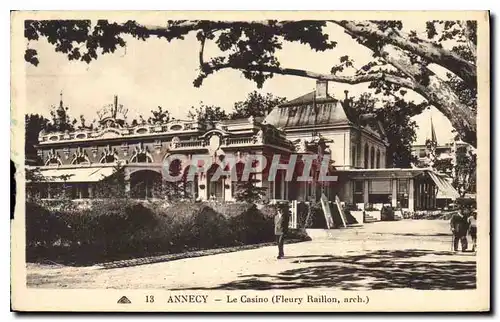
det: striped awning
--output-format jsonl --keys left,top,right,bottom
{"left": 36, "top": 167, "right": 116, "bottom": 183}
{"left": 428, "top": 171, "right": 460, "bottom": 199}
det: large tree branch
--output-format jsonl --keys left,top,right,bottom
{"left": 133, "top": 20, "right": 291, "bottom": 40}
{"left": 414, "top": 75, "right": 476, "bottom": 147}
{"left": 375, "top": 44, "right": 476, "bottom": 146}
{"left": 333, "top": 20, "right": 477, "bottom": 88}
{"left": 461, "top": 21, "right": 478, "bottom": 59}
{"left": 201, "top": 59, "right": 417, "bottom": 89}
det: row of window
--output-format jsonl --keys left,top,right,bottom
{"left": 46, "top": 151, "right": 154, "bottom": 166}
{"left": 352, "top": 179, "right": 410, "bottom": 207}
{"left": 351, "top": 144, "right": 383, "bottom": 169}
{"left": 353, "top": 179, "right": 409, "bottom": 193}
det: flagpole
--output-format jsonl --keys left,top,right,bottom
{"left": 312, "top": 88, "right": 317, "bottom": 137}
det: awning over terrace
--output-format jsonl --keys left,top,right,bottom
{"left": 428, "top": 171, "right": 460, "bottom": 199}
{"left": 35, "top": 167, "right": 116, "bottom": 183}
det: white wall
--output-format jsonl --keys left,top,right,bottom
{"left": 284, "top": 127, "right": 387, "bottom": 170}
{"left": 322, "top": 129, "right": 351, "bottom": 169}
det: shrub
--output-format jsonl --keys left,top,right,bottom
{"left": 381, "top": 205, "right": 395, "bottom": 221}
{"left": 303, "top": 202, "right": 326, "bottom": 228}
{"left": 233, "top": 180, "right": 267, "bottom": 204}
{"left": 296, "top": 202, "right": 309, "bottom": 228}
{"left": 26, "top": 202, "right": 67, "bottom": 248}
{"left": 25, "top": 199, "right": 284, "bottom": 265}
{"left": 228, "top": 204, "right": 274, "bottom": 245}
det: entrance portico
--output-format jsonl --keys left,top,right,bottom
{"left": 337, "top": 168, "right": 459, "bottom": 212}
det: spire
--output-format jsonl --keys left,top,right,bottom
{"left": 425, "top": 114, "right": 438, "bottom": 168}
{"left": 58, "top": 90, "right": 64, "bottom": 109}
{"left": 430, "top": 115, "right": 438, "bottom": 145}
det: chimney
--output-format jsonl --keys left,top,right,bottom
{"left": 316, "top": 80, "right": 328, "bottom": 99}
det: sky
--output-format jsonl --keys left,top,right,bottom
{"left": 25, "top": 19, "right": 455, "bottom": 145}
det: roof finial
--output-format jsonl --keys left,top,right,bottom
{"left": 113, "top": 95, "right": 118, "bottom": 118}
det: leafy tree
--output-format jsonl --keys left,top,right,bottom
{"left": 454, "top": 146, "right": 476, "bottom": 196}
{"left": 349, "top": 93, "right": 423, "bottom": 168}
{"left": 94, "top": 163, "right": 129, "bottom": 199}
{"left": 230, "top": 91, "right": 287, "bottom": 119}
{"left": 25, "top": 113, "right": 49, "bottom": 164}
{"left": 187, "top": 103, "right": 228, "bottom": 126}
{"left": 422, "top": 140, "right": 476, "bottom": 196}
{"left": 148, "top": 106, "right": 171, "bottom": 124}
{"left": 153, "top": 159, "right": 191, "bottom": 201}
{"left": 233, "top": 179, "right": 267, "bottom": 204}
{"left": 45, "top": 99, "right": 76, "bottom": 133}
{"left": 25, "top": 19, "right": 478, "bottom": 146}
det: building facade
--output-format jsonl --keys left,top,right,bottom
{"left": 28, "top": 81, "right": 459, "bottom": 212}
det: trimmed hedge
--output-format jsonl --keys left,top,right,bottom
{"left": 25, "top": 200, "right": 297, "bottom": 265}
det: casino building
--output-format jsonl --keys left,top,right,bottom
{"left": 27, "top": 81, "right": 459, "bottom": 213}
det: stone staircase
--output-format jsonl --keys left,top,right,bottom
{"left": 364, "top": 212, "right": 379, "bottom": 223}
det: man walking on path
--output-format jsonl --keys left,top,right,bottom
{"left": 450, "top": 206, "right": 470, "bottom": 252}
{"left": 274, "top": 203, "right": 290, "bottom": 259}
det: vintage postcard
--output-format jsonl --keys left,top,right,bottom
{"left": 11, "top": 11, "right": 490, "bottom": 312}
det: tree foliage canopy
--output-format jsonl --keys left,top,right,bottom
{"left": 187, "top": 103, "right": 228, "bottom": 126}
{"left": 230, "top": 91, "right": 287, "bottom": 119}
{"left": 25, "top": 18, "right": 478, "bottom": 147}
{"left": 349, "top": 93, "right": 423, "bottom": 168}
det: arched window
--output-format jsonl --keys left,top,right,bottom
{"left": 129, "top": 170, "right": 162, "bottom": 199}
{"left": 71, "top": 148, "right": 91, "bottom": 165}
{"left": 100, "top": 154, "right": 117, "bottom": 163}
{"left": 364, "top": 144, "right": 369, "bottom": 168}
{"left": 376, "top": 149, "right": 381, "bottom": 168}
{"left": 45, "top": 149, "right": 62, "bottom": 166}
{"left": 370, "top": 147, "right": 375, "bottom": 169}
{"left": 129, "top": 143, "right": 153, "bottom": 163}
{"left": 45, "top": 157, "right": 62, "bottom": 166}
{"left": 130, "top": 152, "right": 153, "bottom": 163}
{"left": 72, "top": 155, "right": 91, "bottom": 165}
{"left": 100, "top": 146, "right": 118, "bottom": 163}
{"left": 207, "top": 164, "right": 225, "bottom": 201}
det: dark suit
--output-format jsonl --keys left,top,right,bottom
{"left": 275, "top": 211, "right": 289, "bottom": 258}
{"left": 450, "top": 212, "right": 468, "bottom": 251}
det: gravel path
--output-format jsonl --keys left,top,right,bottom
{"left": 27, "top": 220, "right": 477, "bottom": 290}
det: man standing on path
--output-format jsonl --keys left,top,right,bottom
{"left": 274, "top": 203, "right": 290, "bottom": 259}
{"left": 450, "top": 206, "right": 470, "bottom": 252}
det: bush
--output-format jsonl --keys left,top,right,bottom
{"left": 26, "top": 202, "right": 67, "bottom": 248}
{"left": 25, "top": 199, "right": 284, "bottom": 265}
{"left": 381, "top": 205, "right": 395, "bottom": 221}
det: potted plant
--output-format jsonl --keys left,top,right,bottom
{"left": 364, "top": 203, "right": 381, "bottom": 222}
{"left": 381, "top": 205, "right": 395, "bottom": 221}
